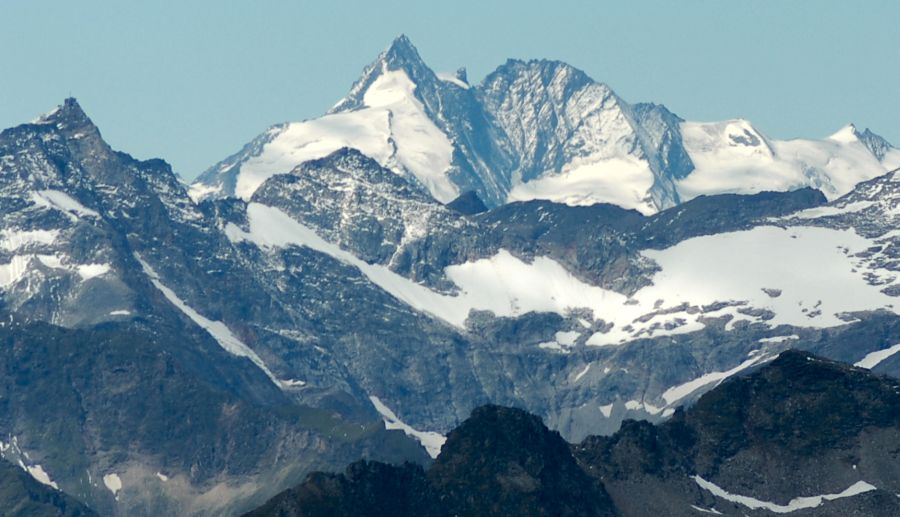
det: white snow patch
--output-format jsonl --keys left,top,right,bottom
{"left": 508, "top": 155, "right": 657, "bottom": 215}
{"left": 855, "top": 343, "right": 900, "bottom": 369}
{"left": 187, "top": 183, "right": 223, "bottom": 203}
{"left": 103, "top": 473, "right": 122, "bottom": 497}
{"left": 136, "top": 254, "right": 284, "bottom": 387}
{"left": 599, "top": 403, "right": 614, "bottom": 418}
{"left": 76, "top": 263, "right": 111, "bottom": 280}
{"left": 690, "top": 505, "right": 723, "bottom": 515}
{"left": 369, "top": 396, "right": 445, "bottom": 459}
{"left": 436, "top": 72, "right": 470, "bottom": 89}
{"left": 26, "top": 464, "right": 58, "bottom": 489}
{"left": 30, "top": 190, "right": 99, "bottom": 220}
{"left": 663, "top": 355, "right": 772, "bottom": 406}
{"left": 0, "top": 254, "right": 108, "bottom": 287}
{"left": 109, "top": 310, "right": 131, "bottom": 316}
{"left": 538, "top": 341, "right": 569, "bottom": 353}
{"left": 792, "top": 201, "right": 874, "bottom": 219}
{"left": 0, "top": 256, "right": 35, "bottom": 288}
{"left": 573, "top": 364, "right": 591, "bottom": 382}
{"left": 623, "top": 400, "right": 663, "bottom": 414}
{"left": 758, "top": 335, "right": 799, "bottom": 344}
{"left": 227, "top": 205, "right": 475, "bottom": 326}
{"left": 32, "top": 106, "right": 61, "bottom": 124}
{"left": 0, "top": 229, "right": 58, "bottom": 252}
{"left": 156, "top": 472, "right": 168, "bottom": 482}
{"left": 555, "top": 330, "right": 580, "bottom": 346}
{"left": 693, "top": 475, "right": 877, "bottom": 513}
{"left": 629, "top": 225, "right": 898, "bottom": 335}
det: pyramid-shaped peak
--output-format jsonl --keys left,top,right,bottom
{"left": 385, "top": 34, "right": 418, "bottom": 57}
{"left": 828, "top": 123, "right": 860, "bottom": 143}
{"left": 329, "top": 35, "right": 438, "bottom": 114}
{"left": 379, "top": 34, "right": 430, "bottom": 73}
{"left": 34, "top": 97, "right": 95, "bottom": 131}
{"left": 829, "top": 123, "right": 894, "bottom": 160}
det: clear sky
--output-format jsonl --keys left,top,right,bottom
{"left": 2, "top": 1, "right": 898, "bottom": 180}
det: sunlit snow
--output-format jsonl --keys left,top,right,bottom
{"left": 678, "top": 120, "right": 891, "bottom": 202}
{"left": 662, "top": 355, "right": 773, "bottom": 406}
{"left": 234, "top": 204, "right": 898, "bottom": 346}
{"left": 228, "top": 68, "right": 456, "bottom": 203}
{"left": 855, "top": 343, "right": 900, "bottom": 369}
{"left": 693, "top": 476, "right": 877, "bottom": 513}
{"left": 30, "top": 190, "right": 100, "bottom": 220}
{"left": 369, "top": 395, "right": 446, "bottom": 458}
{"left": 103, "top": 472, "right": 122, "bottom": 498}
{"left": 136, "top": 254, "right": 284, "bottom": 388}
{"left": 26, "top": 464, "right": 58, "bottom": 490}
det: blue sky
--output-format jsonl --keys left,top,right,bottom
{"left": 1, "top": 1, "right": 898, "bottom": 179}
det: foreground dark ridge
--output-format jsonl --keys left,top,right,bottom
{"left": 245, "top": 350, "right": 900, "bottom": 517}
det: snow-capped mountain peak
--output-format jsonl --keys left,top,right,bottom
{"left": 330, "top": 34, "right": 437, "bottom": 114}
{"left": 193, "top": 36, "right": 900, "bottom": 215}
{"left": 193, "top": 35, "right": 461, "bottom": 203}
{"left": 31, "top": 98, "right": 107, "bottom": 150}
{"left": 828, "top": 123, "right": 861, "bottom": 143}
{"left": 828, "top": 123, "right": 898, "bottom": 163}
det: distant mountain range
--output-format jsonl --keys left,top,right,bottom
{"left": 0, "top": 36, "right": 899, "bottom": 515}
{"left": 193, "top": 35, "right": 899, "bottom": 214}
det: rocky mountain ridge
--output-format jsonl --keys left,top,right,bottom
{"left": 2, "top": 92, "right": 900, "bottom": 516}
{"left": 245, "top": 351, "right": 900, "bottom": 516}
{"left": 194, "top": 36, "right": 900, "bottom": 214}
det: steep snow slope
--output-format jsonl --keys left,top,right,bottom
{"left": 209, "top": 67, "right": 455, "bottom": 203}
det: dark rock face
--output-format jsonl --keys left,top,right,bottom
{"left": 575, "top": 350, "right": 900, "bottom": 516}
{"left": 248, "top": 352, "right": 900, "bottom": 516}
{"left": 428, "top": 405, "right": 616, "bottom": 517}
{"left": 246, "top": 406, "right": 616, "bottom": 517}
{"left": 0, "top": 321, "right": 428, "bottom": 516}
{"left": 445, "top": 190, "right": 488, "bottom": 215}
{"left": 0, "top": 458, "right": 97, "bottom": 517}
{"left": 249, "top": 461, "right": 433, "bottom": 517}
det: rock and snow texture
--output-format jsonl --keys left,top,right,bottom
{"left": 195, "top": 43, "right": 457, "bottom": 203}
{"left": 136, "top": 254, "right": 285, "bottom": 387}
{"left": 369, "top": 396, "right": 446, "bottom": 458}
{"left": 232, "top": 202, "right": 898, "bottom": 345}
{"left": 855, "top": 343, "right": 900, "bottom": 369}
{"left": 193, "top": 36, "right": 899, "bottom": 215}
{"left": 662, "top": 355, "right": 774, "bottom": 406}
{"left": 677, "top": 120, "right": 897, "bottom": 202}
{"left": 693, "top": 476, "right": 877, "bottom": 514}
{"left": 0, "top": 438, "right": 59, "bottom": 490}
{"left": 30, "top": 190, "right": 100, "bottom": 220}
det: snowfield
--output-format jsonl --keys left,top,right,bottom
{"left": 233, "top": 204, "right": 898, "bottom": 346}
{"left": 369, "top": 396, "right": 446, "bottom": 458}
{"left": 677, "top": 121, "right": 893, "bottom": 202}
{"left": 227, "top": 68, "right": 456, "bottom": 203}
{"left": 693, "top": 476, "right": 877, "bottom": 513}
